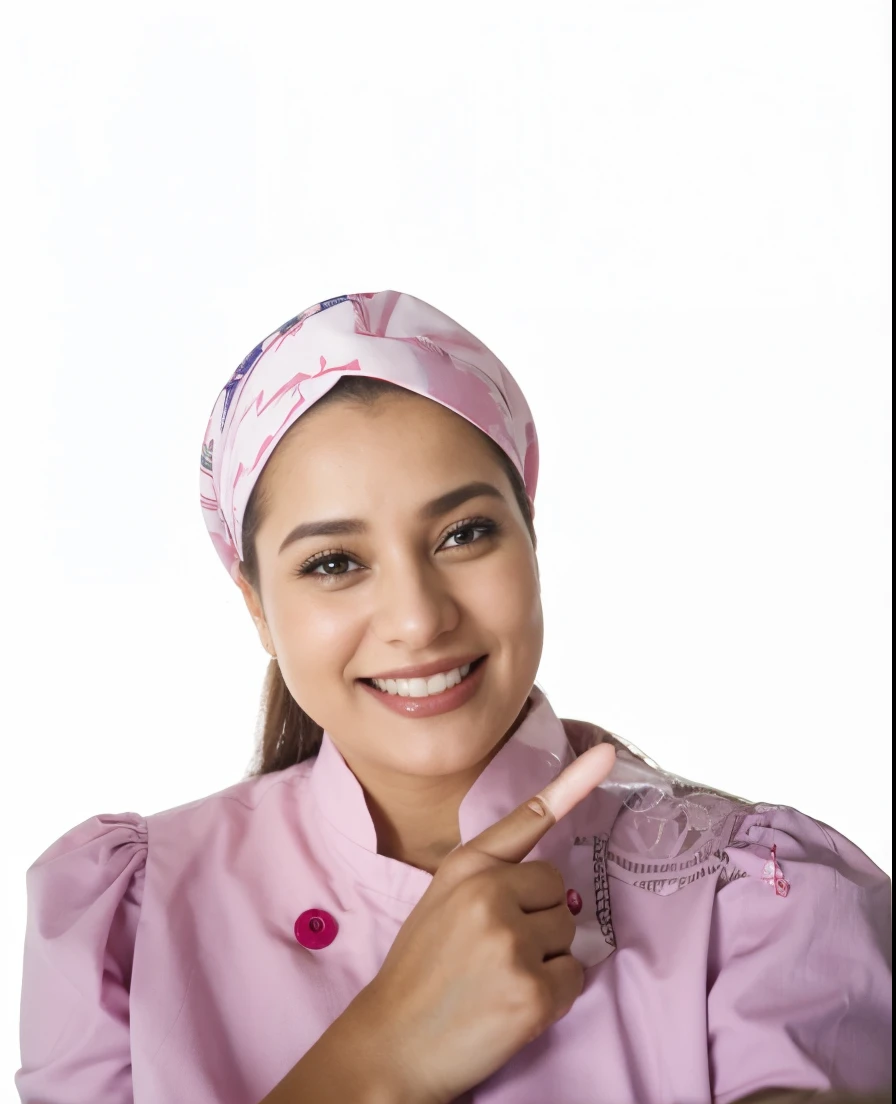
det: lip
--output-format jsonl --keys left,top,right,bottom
{"left": 359, "top": 656, "right": 488, "bottom": 718}
{"left": 361, "top": 653, "right": 485, "bottom": 681}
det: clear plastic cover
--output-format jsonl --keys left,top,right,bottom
{"left": 562, "top": 718, "right": 771, "bottom": 860}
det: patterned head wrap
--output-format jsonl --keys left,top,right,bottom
{"left": 200, "top": 290, "right": 539, "bottom": 582}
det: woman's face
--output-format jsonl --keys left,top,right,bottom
{"left": 240, "top": 390, "right": 543, "bottom": 782}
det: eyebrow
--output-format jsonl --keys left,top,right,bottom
{"left": 277, "top": 481, "right": 507, "bottom": 554}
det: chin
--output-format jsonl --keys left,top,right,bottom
{"left": 388, "top": 743, "right": 496, "bottom": 780}
{"left": 378, "top": 707, "right": 522, "bottom": 779}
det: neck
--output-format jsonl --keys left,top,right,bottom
{"left": 358, "top": 699, "right": 532, "bottom": 875}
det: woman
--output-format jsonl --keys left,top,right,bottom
{"left": 16, "top": 291, "right": 891, "bottom": 1103}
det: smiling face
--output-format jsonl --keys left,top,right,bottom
{"left": 237, "top": 389, "right": 543, "bottom": 785}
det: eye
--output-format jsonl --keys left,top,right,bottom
{"left": 295, "top": 550, "right": 362, "bottom": 579}
{"left": 440, "top": 518, "right": 500, "bottom": 550}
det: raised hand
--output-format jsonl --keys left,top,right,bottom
{"left": 358, "top": 743, "right": 617, "bottom": 1104}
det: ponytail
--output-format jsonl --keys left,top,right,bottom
{"left": 248, "top": 658, "right": 323, "bottom": 776}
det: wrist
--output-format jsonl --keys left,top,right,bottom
{"left": 258, "top": 989, "right": 432, "bottom": 1104}
{"left": 343, "top": 983, "right": 446, "bottom": 1104}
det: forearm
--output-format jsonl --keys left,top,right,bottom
{"left": 257, "top": 992, "right": 428, "bottom": 1104}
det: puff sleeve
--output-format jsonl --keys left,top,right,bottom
{"left": 15, "top": 813, "right": 148, "bottom": 1104}
{"left": 707, "top": 806, "right": 891, "bottom": 1104}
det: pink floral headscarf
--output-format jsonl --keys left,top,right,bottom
{"left": 200, "top": 290, "right": 539, "bottom": 582}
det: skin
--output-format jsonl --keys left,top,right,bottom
{"left": 236, "top": 390, "right": 544, "bottom": 872}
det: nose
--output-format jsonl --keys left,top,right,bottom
{"left": 370, "top": 557, "right": 460, "bottom": 650}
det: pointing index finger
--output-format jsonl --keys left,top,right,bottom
{"left": 534, "top": 743, "right": 617, "bottom": 822}
{"left": 465, "top": 742, "right": 617, "bottom": 865}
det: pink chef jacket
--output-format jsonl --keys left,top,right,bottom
{"left": 15, "top": 689, "right": 892, "bottom": 1103}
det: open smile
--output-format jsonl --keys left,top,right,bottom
{"left": 358, "top": 656, "right": 488, "bottom": 718}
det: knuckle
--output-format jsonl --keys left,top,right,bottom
{"left": 549, "top": 864, "right": 566, "bottom": 897}
{"left": 457, "top": 887, "right": 492, "bottom": 928}
{"left": 563, "top": 956, "right": 586, "bottom": 1000}
{"left": 509, "top": 969, "right": 552, "bottom": 1016}
{"left": 490, "top": 922, "right": 524, "bottom": 964}
{"left": 546, "top": 959, "right": 584, "bottom": 1026}
{"left": 531, "top": 861, "right": 565, "bottom": 898}
{"left": 453, "top": 871, "right": 503, "bottom": 925}
{"left": 439, "top": 847, "right": 481, "bottom": 884}
{"left": 561, "top": 906, "right": 577, "bottom": 943}
{"left": 469, "top": 868, "right": 504, "bottom": 904}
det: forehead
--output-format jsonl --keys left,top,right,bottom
{"left": 261, "top": 391, "right": 509, "bottom": 515}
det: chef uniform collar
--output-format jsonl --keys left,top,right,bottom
{"left": 307, "top": 687, "right": 602, "bottom": 902}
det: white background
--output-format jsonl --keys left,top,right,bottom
{"left": 1, "top": 0, "right": 891, "bottom": 1089}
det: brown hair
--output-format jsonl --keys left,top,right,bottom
{"left": 240, "top": 376, "right": 537, "bottom": 776}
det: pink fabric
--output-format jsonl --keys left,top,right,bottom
{"left": 199, "top": 291, "right": 538, "bottom": 583}
{"left": 16, "top": 689, "right": 892, "bottom": 1103}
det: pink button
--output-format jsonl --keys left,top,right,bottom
{"left": 295, "top": 909, "right": 339, "bottom": 950}
{"left": 566, "top": 889, "right": 583, "bottom": 916}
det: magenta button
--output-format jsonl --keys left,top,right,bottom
{"left": 295, "top": 909, "right": 338, "bottom": 950}
{"left": 566, "top": 889, "right": 583, "bottom": 916}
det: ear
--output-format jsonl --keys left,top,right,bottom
{"left": 235, "top": 568, "right": 277, "bottom": 659}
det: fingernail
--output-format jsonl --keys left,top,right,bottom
{"left": 527, "top": 799, "right": 547, "bottom": 817}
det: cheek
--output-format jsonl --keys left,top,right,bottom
{"left": 465, "top": 546, "right": 543, "bottom": 640}
{"left": 268, "top": 585, "right": 364, "bottom": 688}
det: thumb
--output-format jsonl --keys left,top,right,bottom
{"left": 462, "top": 742, "right": 616, "bottom": 865}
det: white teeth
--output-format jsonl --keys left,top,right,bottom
{"left": 370, "top": 661, "right": 477, "bottom": 698}
{"left": 427, "top": 672, "right": 448, "bottom": 695}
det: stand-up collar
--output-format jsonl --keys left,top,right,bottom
{"left": 308, "top": 688, "right": 583, "bottom": 898}
{"left": 457, "top": 687, "right": 576, "bottom": 845}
